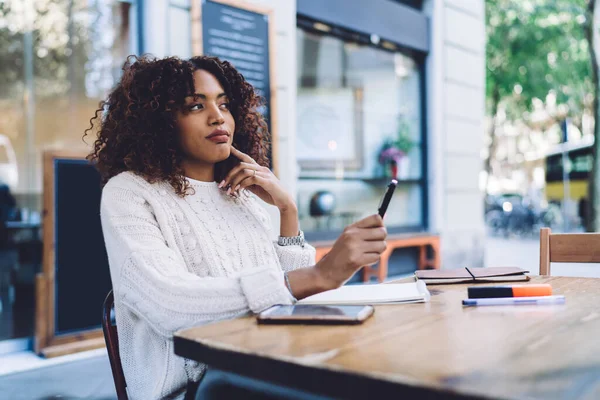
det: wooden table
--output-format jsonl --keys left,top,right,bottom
{"left": 174, "top": 277, "right": 600, "bottom": 399}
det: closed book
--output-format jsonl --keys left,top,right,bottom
{"left": 415, "top": 267, "right": 529, "bottom": 284}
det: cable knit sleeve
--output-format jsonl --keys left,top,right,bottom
{"left": 101, "top": 183, "right": 294, "bottom": 339}
{"left": 244, "top": 193, "right": 316, "bottom": 273}
{"left": 273, "top": 242, "right": 317, "bottom": 273}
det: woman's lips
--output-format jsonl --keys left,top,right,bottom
{"left": 207, "top": 134, "right": 229, "bottom": 143}
{"left": 206, "top": 129, "right": 229, "bottom": 143}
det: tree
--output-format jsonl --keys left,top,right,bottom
{"left": 486, "top": 0, "right": 597, "bottom": 224}
{"left": 0, "top": 0, "right": 124, "bottom": 100}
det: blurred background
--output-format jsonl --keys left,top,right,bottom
{"left": 0, "top": 0, "right": 600, "bottom": 398}
{"left": 483, "top": 0, "right": 599, "bottom": 237}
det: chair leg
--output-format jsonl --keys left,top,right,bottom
{"left": 432, "top": 239, "right": 441, "bottom": 269}
{"left": 362, "top": 265, "right": 372, "bottom": 282}
{"left": 378, "top": 254, "right": 388, "bottom": 283}
{"left": 377, "top": 248, "right": 395, "bottom": 283}
{"left": 418, "top": 245, "right": 427, "bottom": 270}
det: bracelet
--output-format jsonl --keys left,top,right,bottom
{"left": 283, "top": 272, "right": 298, "bottom": 303}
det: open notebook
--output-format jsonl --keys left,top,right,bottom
{"left": 298, "top": 281, "right": 430, "bottom": 305}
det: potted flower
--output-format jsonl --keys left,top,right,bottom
{"left": 378, "top": 120, "right": 415, "bottom": 179}
{"left": 378, "top": 144, "right": 404, "bottom": 179}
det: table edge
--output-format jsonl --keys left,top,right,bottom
{"left": 173, "top": 334, "right": 490, "bottom": 400}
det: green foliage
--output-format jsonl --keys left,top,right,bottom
{"left": 394, "top": 119, "right": 415, "bottom": 154}
{"left": 0, "top": 0, "right": 118, "bottom": 99}
{"left": 486, "top": 0, "right": 592, "bottom": 121}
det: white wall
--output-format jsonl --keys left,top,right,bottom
{"left": 143, "top": 0, "right": 169, "bottom": 58}
{"left": 424, "top": 0, "right": 486, "bottom": 267}
{"left": 144, "top": 0, "right": 193, "bottom": 59}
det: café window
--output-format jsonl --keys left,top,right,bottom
{"left": 0, "top": 0, "right": 138, "bottom": 347}
{"left": 296, "top": 22, "right": 426, "bottom": 240}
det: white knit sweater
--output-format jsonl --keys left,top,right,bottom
{"left": 100, "top": 171, "right": 316, "bottom": 400}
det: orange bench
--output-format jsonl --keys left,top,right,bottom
{"left": 313, "top": 233, "right": 440, "bottom": 283}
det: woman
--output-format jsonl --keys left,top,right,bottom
{"left": 87, "top": 55, "right": 387, "bottom": 400}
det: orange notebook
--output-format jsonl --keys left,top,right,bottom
{"left": 415, "top": 267, "right": 530, "bottom": 284}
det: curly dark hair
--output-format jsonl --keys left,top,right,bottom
{"left": 84, "top": 54, "right": 270, "bottom": 196}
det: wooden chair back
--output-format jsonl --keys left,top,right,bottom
{"left": 539, "top": 228, "right": 600, "bottom": 275}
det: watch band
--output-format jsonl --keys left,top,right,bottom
{"left": 277, "top": 230, "right": 305, "bottom": 247}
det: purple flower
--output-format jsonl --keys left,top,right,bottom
{"left": 379, "top": 147, "right": 405, "bottom": 165}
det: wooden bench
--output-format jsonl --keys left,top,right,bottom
{"left": 313, "top": 233, "right": 440, "bottom": 283}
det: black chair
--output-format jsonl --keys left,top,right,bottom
{"left": 102, "top": 290, "right": 128, "bottom": 400}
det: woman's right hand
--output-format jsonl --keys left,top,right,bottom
{"left": 315, "top": 214, "right": 387, "bottom": 290}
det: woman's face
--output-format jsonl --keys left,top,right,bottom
{"left": 177, "top": 69, "right": 236, "bottom": 166}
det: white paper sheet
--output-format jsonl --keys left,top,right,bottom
{"left": 298, "top": 280, "right": 430, "bottom": 305}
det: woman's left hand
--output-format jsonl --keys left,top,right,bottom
{"left": 219, "top": 147, "right": 296, "bottom": 212}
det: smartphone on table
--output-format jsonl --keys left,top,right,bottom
{"left": 257, "top": 304, "right": 374, "bottom": 325}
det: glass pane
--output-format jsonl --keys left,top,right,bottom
{"left": 296, "top": 29, "right": 422, "bottom": 181}
{"left": 0, "top": 0, "right": 33, "bottom": 342}
{"left": 297, "top": 180, "right": 422, "bottom": 233}
{"left": 296, "top": 28, "right": 424, "bottom": 236}
{"left": 0, "top": 0, "right": 134, "bottom": 342}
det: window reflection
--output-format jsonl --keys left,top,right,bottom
{"left": 0, "top": 0, "right": 135, "bottom": 343}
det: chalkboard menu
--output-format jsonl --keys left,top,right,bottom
{"left": 201, "top": 0, "right": 272, "bottom": 132}
{"left": 36, "top": 151, "right": 110, "bottom": 356}
{"left": 54, "top": 159, "right": 110, "bottom": 334}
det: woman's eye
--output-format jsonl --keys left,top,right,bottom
{"left": 189, "top": 103, "right": 204, "bottom": 111}
{"left": 219, "top": 103, "right": 230, "bottom": 110}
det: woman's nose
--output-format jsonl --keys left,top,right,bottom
{"left": 208, "top": 105, "right": 225, "bottom": 126}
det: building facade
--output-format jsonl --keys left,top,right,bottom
{"left": 0, "top": 0, "right": 485, "bottom": 351}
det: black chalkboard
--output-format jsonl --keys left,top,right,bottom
{"left": 202, "top": 0, "right": 272, "bottom": 133}
{"left": 54, "top": 159, "right": 111, "bottom": 335}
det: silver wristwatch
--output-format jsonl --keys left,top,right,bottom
{"left": 277, "top": 230, "right": 305, "bottom": 247}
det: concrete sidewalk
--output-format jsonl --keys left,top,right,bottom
{"left": 0, "top": 349, "right": 115, "bottom": 400}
